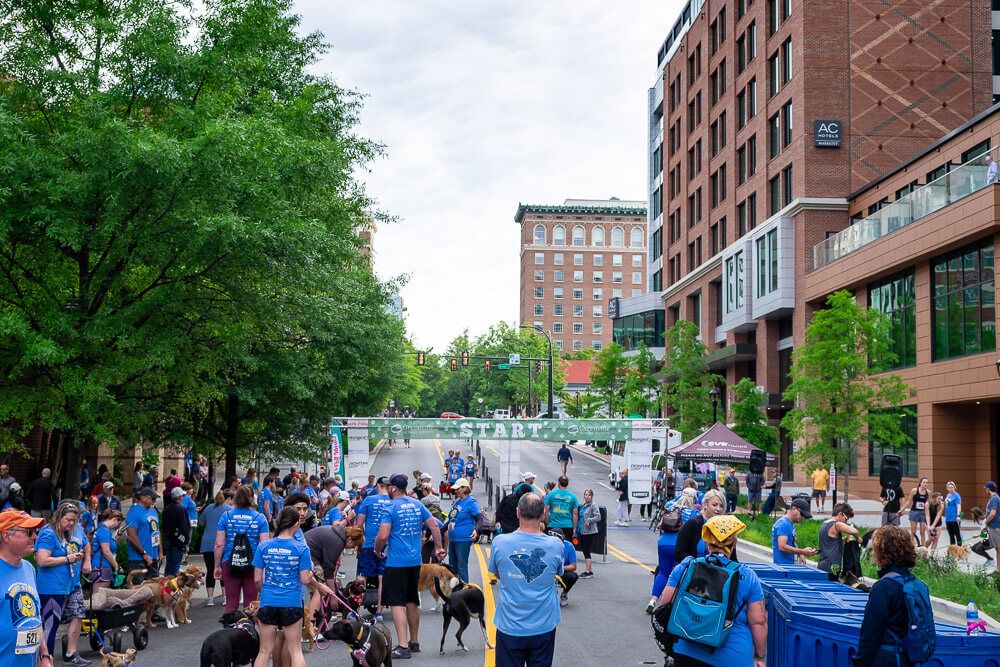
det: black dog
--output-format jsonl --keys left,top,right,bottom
{"left": 199, "top": 610, "right": 259, "bottom": 667}
{"left": 323, "top": 617, "right": 392, "bottom": 666}
{"left": 476, "top": 518, "right": 496, "bottom": 543}
{"left": 434, "top": 577, "right": 495, "bottom": 654}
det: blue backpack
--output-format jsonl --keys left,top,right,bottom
{"left": 667, "top": 555, "right": 745, "bottom": 649}
{"left": 882, "top": 572, "right": 936, "bottom": 664}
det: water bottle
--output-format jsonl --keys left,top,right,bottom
{"left": 967, "top": 600, "right": 982, "bottom": 636}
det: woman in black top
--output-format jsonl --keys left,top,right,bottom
{"left": 674, "top": 489, "right": 731, "bottom": 562}
{"left": 853, "top": 525, "right": 921, "bottom": 667}
{"left": 900, "top": 477, "right": 930, "bottom": 546}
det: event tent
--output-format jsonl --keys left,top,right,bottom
{"left": 670, "top": 421, "right": 778, "bottom": 465}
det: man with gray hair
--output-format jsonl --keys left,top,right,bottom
{"left": 488, "top": 493, "right": 565, "bottom": 666}
{"left": 0, "top": 463, "right": 16, "bottom": 505}
{"left": 27, "top": 468, "right": 55, "bottom": 519}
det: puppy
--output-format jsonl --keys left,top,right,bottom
{"left": 199, "top": 610, "right": 260, "bottom": 667}
{"left": 323, "top": 617, "right": 392, "bottom": 666}
{"left": 418, "top": 562, "right": 456, "bottom": 612}
{"left": 946, "top": 543, "right": 972, "bottom": 561}
{"left": 915, "top": 545, "right": 931, "bottom": 560}
{"left": 302, "top": 605, "right": 318, "bottom": 652}
{"left": 101, "top": 648, "right": 136, "bottom": 667}
{"left": 434, "top": 577, "right": 494, "bottom": 653}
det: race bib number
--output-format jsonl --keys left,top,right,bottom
{"left": 16, "top": 627, "right": 41, "bottom": 655}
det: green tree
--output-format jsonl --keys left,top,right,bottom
{"left": 660, "top": 321, "right": 721, "bottom": 441}
{"left": 0, "top": 0, "right": 393, "bottom": 492}
{"left": 472, "top": 323, "right": 562, "bottom": 414}
{"left": 561, "top": 391, "right": 603, "bottom": 418}
{"left": 415, "top": 352, "right": 449, "bottom": 417}
{"left": 730, "top": 378, "right": 780, "bottom": 454}
{"left": 622, "top": 343, "right": 660, "bottom": 417}
{"left": 589, "top": 343, "right": 629, "bottom": 417}
{"left": 781, "top": 290, "right": 914, "bottom": 498}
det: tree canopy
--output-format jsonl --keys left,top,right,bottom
{"left": 660, "top": 320, "right": 721, "bottom": 441}
{"left": 730, "top": 377, "right": 780, "bottom": 454}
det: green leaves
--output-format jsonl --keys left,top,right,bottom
{"left": 661, "top": 321, "right": 720, "bottom": 440}
{"left": 731, "top": 377, "right": 780, "bottom": 454}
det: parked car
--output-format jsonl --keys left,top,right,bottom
{"left": 493, "top": 409, "right": 511, "bottom": 419}
{"left": 440, "top": 412, "right": 463, "bottom": 419}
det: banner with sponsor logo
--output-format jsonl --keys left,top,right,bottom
{"left": 627, "top": 420, "right": 653, "bottom": 505}
{"left": 346, "top": 419, "right": 370, "bottom": 482}
{"left": 329, "top": 426, "right": 345, "bottom": 482}
{"left": 365, "top": 418, "right": 633, "bottom": 441}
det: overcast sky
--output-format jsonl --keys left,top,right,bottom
{"left": 296, "top": 1, "right": 681, "bottom": 352}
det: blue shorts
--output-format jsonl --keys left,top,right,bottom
{"left": 357, "top": 547, "right": 386, "bottom": 578}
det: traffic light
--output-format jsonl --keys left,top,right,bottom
{"left": 416, "top": 351, "right": 425, "bottom": 366}
{"left": 450, "top": 358, "right": 458, "bottom": 371}
{"left": 461, "top": 350, "right": 469, "bottom": 366}
{"left": 535, "top": 361, "right": 543, "bottom": 372}
{"left": 484, "top": 359, "right": 492, "bottom": 372}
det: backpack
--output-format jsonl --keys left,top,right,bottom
{"left": 882, "top": 572, "right": 936, "bottom": 664}
{"left": 228, "top": 511, "right": 260, "bottom": 576}
{"left": 667, "top": 555, "right": 745, "bottom": 649}
{"left": 659, "top": 508, "right": 683, "bottom": 532}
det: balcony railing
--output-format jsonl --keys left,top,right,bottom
{"left": 812, "top": 147, "right": 997, "bottom": 270}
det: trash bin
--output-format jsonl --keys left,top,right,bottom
{"left": 743, "top": 562, "right": 829, "bottom": 582}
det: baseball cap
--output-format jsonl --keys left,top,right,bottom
{"left": 9, "top": 483, "right": 20, "bottom": 493}
{"left": 522, "top": 471, "right": 537, "bottom": 481}
{"left": 451, "top": 478, "right": 470, "bottom": 490}
{"left": 376, "top": 476, "right": 390, "bottom": 486}
{"left": 986, "top": 481, "right": 998, "bottom": 492}
{"left": 137, "top": 487, "right": 158, "bottom": 499}
{"left": 388, "top": 474, "right": 408, "bottom": 491}
{"left": 337, "top": 490, "right": 351, "bottom": 501}
{"left": 419, "top": 473, "right": 432, "bottom": 482}
{"left": 0, "top": 510, "right": 45, "bottom": 533}
{"left": 791, "top": 498, "right": 812, "bottom": 518}
{"left": 170, "top": 487, "right": 185, "bottom": 498}
{"left": 103, "top": 481, "right": 115, "bottom": 490}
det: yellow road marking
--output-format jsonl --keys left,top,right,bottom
{"left": 473, "top": 543, "right": 497, "bottom": 667}
{"left": 488, "top": 446, "right": 500, "bottom": 457}
{"left": 433, "top": 438, "right": 445, "bottom": 469}
{"left": 607, "top": 542, "right": 656, "bottom": 573}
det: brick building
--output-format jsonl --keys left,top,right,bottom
{"left": 516, "top": 199, "right": 647, "bottom": 353}
{"left": 622, "top": 0, "right": 996, "bottom": 487}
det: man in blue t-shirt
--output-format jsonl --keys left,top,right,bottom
{"left": 549, "top": 530, "right": 578, "bottom": 607}
{"left": 772, "top": 498, "right": 817, "bottom": 565}
{"left": 258, "top": 477, "right": 276, "bottom": 525}
{"left": 488, "top": 493, "right": 564, "bottom": 665}
{"left": 447, "top": 459, "right": 465, "bottom": 486}
{"left": 375, "top": 474, "right": 445, "bottom": 660}
{"left": 0, "top": 510, "right": 49, "bottom": 667}
{"left": 125, "top": 488, "right": 161, "bottom": 581}
{"left": 355, "top": 477, "right": 392, "bottom": 620}
{"left": 543, "top": 477, "right": 580, "bottom": 542}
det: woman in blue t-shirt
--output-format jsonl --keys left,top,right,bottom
{"left": 252, "top": 507, "right": 314, "bottom": 667}
{"left": 91, "top": 509, "right": 124, "bottom": 590}
{"left": 213, "top": 486, "right": 270, "bottom": 614}
{"left": 944, "top": 481, "right": 963, "bottom": 546}
{"left": 445, "top": 478, "right": 483, "bottom": 583}
{"left": 34, "top": 501, "right": 90, "bottom": 665}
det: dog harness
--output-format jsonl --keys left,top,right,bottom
{"left": 160, "top": 578, "right": 182, "bottom": 600}
{"left": 350, "top": 622, "right": 374, "bottom": 664}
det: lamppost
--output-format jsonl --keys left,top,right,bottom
{"left": 520, "top": 324, "right": 554, "bottom": 418}
{"left": 477, "top": 397, "right": 484, "bottom": 418}
{"left": 709, "top": 385, "right": 720, "bottom": 424}
{"left": 995, "top": 359, "right": 1000, "bottom": 378}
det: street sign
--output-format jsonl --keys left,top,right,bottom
{"left": 509, "top": 353, "right": 521, "bottom": 366}
{"left": 498, "top": 363, "right": 511, "bottom": 370}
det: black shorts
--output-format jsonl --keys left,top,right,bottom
{"left": 257, "top": 605, "right": 304, "bottom": 628}
{"left": 381, "top": 565, "right": 420, "bottom": 607}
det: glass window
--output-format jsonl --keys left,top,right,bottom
{"left": 554, "top": 340, "right": 564, "bottom": 351}
{"left": 725, "top": 250, "right": 745, "bottom": 313}
{"left": 573, "top": 323, "right": 584, "bottom": 334}
{"left": 554, "top": 322, "right": 564, "bottom": 333}
{"left": 613, "top": 289, "right": 623, "bottom": 298}
{"left": 868, "top": 270, "right": 916, "bottom": 370}
{"left": 573, "top": 288, "right": 584, "bottom": 300}
{"left": 574, "top": 254, "right": 584, "bottom": 266}
{"left": 554, "top": 252, "right": 564, "bottom": 265}
{"left": 593, "top": 340, "right": 604, "bottom": 351}
{"left": 573, "top": 305, "right": 584, "bottom": 317}
{"left": 533, "top": 321, "right": 542, "bottom": 331}
{"left": 573, "top": 340, "right": 583, "bottom": 351}
{"left": 554, "top": 304, "right": 564, "bottom": 316}
{"left": 533, "top": 304, "right": 543, "bottom": 316}
{"left": 594, "top": 254, "right": 603, "bottom": 266}
{"left": 632, "top": 272, "right": 642, "bottom": 284}
{"left": 593, "top": 288, "right": 603, "bottom": 300}
{"left": 593, "top": 305, "right": 603, "bottom": 317}
{"left": 534, "top": 287, "right": 543, "bottom": 298}
{"left": 613, "top": 272, "right": 623, "bottom": 284}
{"left": 632, "top": 255, "right": 643, "bottom": 267}
{"left": 593, "top": 226, "right": 605, "bottom": 246}
{"left": 553, "top": 225, "right": 566, "bottom": 245}
{"left": 554, "top": 270, "right": 564, "bottom": 282}
{"left": 612, "top": 227, "right": 625, "bottom": 247}
{"left": 868, "top": 408, "right": 918, "bottom": 477}
{"left": 593, "top": 322, "right": 603, "bottom": 334}
{"left": 613, "top": 254, "right": 623, "bottom": 266}
{"left": 932, "top": 241, "right": 996, "bottom": 360}
{"left": 534, "top": 252, "right": 544, "bottom": 264}
{"left": 534, "top": 269, "right": 543, "bottom": 281}
{"left": 631, "top": 228, "right": 644, "bottom": 247}
{"left": 593, "top": 271, "right": 603, "bottom": 283}
{"left": 573, "top": 225, "right": 585, "bottom": 246}
{"left": 574, "top": 270, "right": 584, "bottom": 282}
{"left": 553, "top": 287, "right": 563, "bottom": 299}
{"left": 533, "top": 225, "right": 546, "bottom": 244}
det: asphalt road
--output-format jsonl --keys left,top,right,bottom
{"left": 84, "top": 438, "right": 697, "bottom": 666}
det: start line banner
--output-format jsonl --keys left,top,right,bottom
{"left": 365, "top": 418, "right": 633, "bottom": 441}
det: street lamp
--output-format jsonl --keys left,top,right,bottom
{"left": 709, "top": 385, "right": 720, "bottom": 423}
{"left": 995, "top": 359, "right": 1000, "bottom": 378}
{"left": 520, "top": 324, "right": 554, "bottom": 418}
{"left": 477, "top": 397, "right": 484, "bottom": 418}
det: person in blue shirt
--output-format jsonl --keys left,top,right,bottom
{"left": 304, "top": 476, "right": 320, "bottom": 510}
{"left": 80, "top": 496, "right": 98, "bottom": 541}
{"left": 199, "top": 490, "right": 234, "bottom": 607}
{"left": 322, "top": 491, "right": 351, "bottom": 527}
{"left": 556, "top": 443, "right": 574, "bottom": 477}
{"left": 125, "top": 487, "right": 160, "bottom": 582}
{"left": 444, "top": 478, "right": 484, "bottom": 583}
{"left": 646, "top": 505, "right": 681, "bottom": 614}
{"left": 548, "top": 529, "right": 578, "bottom": 606}
{"left": 658, "top": 515, "right": 767, "bottom": 667}
{"left": 543, "top": 476, "right": 579, "bottom": 541}
{"left": 258, "top": 476, "right": 277, "bottom": 525}
{"left": 463, "top": 455, "right": 478, "bottom": 491}
{"left": 354, "top": 476, "right": 392, "bottom": 621}
{"left": 772, "top": 498, "right": 817, "bottom": 565}
{"left": 34, "top": 501, "right": 90, "bottom": 666}
{"left": 0, "top": 509, "right": 51, "bottom": 667}
{"left": 375, "top": 475, "right": 445, "bottom": 660}
{"left": 447, "top": 458, "right": 465, "bottom": 486}
{"left": 252, "top": 507, "right": 315, "bottom": 667}
{"left": 944, "top": 481, "right": 963, "bottom": 546}
{"left": 214, "top": 485, "right": 270, "bottom": 614}
{"left": 360, "top": 475, "right": 378, "bottom": 499}
{"left": 97, "top": 481, "right": 121, "bottom": 514}
{"left": 91, "top": 509, "right": 124, "bottom": 591}
{"left": 487, "top": 493, "right": 564, "bottom": 666}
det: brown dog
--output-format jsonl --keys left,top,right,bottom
{"left": 134, "top": 565, "right": 204, "bottom": 628}
{"left": 419, "top": 562, "right": 456, "bottom": 612}
{"left": 946, "top": 543, "right": 972, "bottom": 561}
{"left": 100, "top": 647, "right": 136, "bottom": 667}
{"left": 302, "top": 605, "right": 318, "bottom": 652}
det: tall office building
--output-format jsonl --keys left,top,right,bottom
{"left": 516, "top": 198, "right": 646, "bottom": 353}
{"left": 618, "top": 0, "right": 995, "bottom": 491}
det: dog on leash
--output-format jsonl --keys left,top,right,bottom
{"left": 199, "top": 608, "right": 260, "bottom": 667}
{"left": 131, "top": 565, "right": 204, "bottom": 628}
{"left": 418, "top": 562, "right": 457, "bottom": 612}
{"left": 323, "top": 617, "right": 393, "bottom": 666}
{"left": 433, "top": 577, "right": 494, "bottom": 654}
{"left": 946, "top": 543, "right": 973, "bottom": 561}
{"left": 100, "top": 648, "right": 137, "bottom": 667}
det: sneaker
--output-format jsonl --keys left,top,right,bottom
{"left": 408, "top": 642, "right": 420, "bottom": 653}
{"left": 560, "top": 592, "right": 568, "bottom": 607}
{"left": 390, "top": 646, "right": 411, "bottom": 659}
{"left": 580, "top": 571, "right": 593, "bottom": 579}
{"left": 206, "top": 596, "right": 215, "bottom": 607}
{"left": 336, "top": 572, "right": 347, "bottom": 579}
{"left": 65, "top": 654, "right": 91, "bottom": 666}
{"left": 374, "top": 612, "right": 384, "bottom": 624}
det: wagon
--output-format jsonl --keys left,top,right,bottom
{"left": 65, "top": 603, "right": 149, "bottom": 657}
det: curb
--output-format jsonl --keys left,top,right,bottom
{"left": 570, "top": 442, "right": 610, "bottom": 465}
{"left": 737, "top": 539, "right": 1000, "bottom": 629}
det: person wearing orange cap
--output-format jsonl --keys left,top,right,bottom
{"left": 0, "top": 509, "right": 51, "bottom": 666}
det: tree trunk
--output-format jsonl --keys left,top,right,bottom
{"left": 224, "top": 393, "right": 239, "bottom": 482}
{"left": 62, "top": 434, "right": 83, "bottom": 501}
